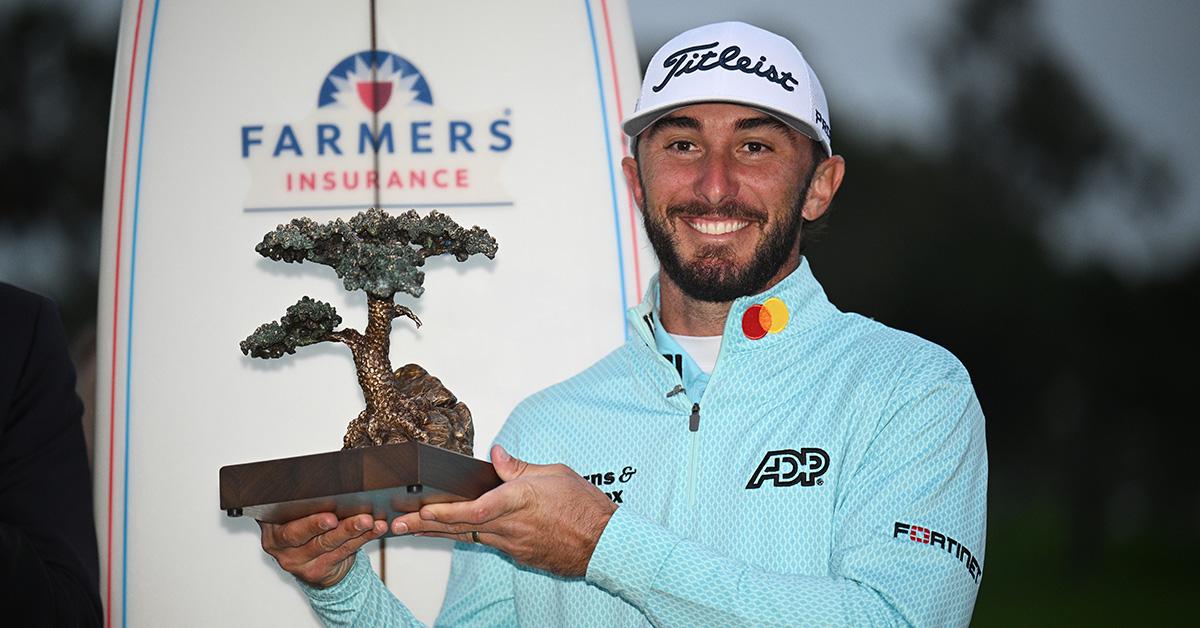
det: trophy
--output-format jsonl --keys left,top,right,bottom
{"left": 219, "top": 207, "right": 501, "bottom": 524}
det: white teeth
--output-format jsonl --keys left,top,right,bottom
{"left": 686, "top": 219, "right": 749, "bottom": 235}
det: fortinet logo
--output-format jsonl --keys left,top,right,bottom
{"left": 745, "top": 448, "right": 829, "bottom": 489}
{"left": 893, "top": 521, "right": 982, "bottom": 583}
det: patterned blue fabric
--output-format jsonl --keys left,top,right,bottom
{"left": 651, "top": 314, "right": 712, "bottom": 401}
{"left": 303, "top": 258, "right": 988, "bottom": 626}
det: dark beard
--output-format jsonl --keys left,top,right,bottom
{"left": 641, "top": 181, "right": 809, "bottom": 303}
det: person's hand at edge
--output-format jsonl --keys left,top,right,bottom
{"left": 390, "top": 444, "right": 617, "bottom": 578}
{"left": 259, "top": 512, "right": 387, "bottom": 588}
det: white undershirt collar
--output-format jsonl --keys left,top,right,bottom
{"left": 665, "top": 332, "right": 722, "bottom": 374}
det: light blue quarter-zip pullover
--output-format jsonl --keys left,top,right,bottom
{"left": 303, "top": 258, "right": 988, "bottom": 626}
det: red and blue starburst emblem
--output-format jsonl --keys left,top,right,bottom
{"left": 317, "top": 50, "right": 433, "bottom": 112}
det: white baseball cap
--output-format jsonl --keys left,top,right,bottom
{"left": 623, "top": 21, "right": 832, "bottom": 156}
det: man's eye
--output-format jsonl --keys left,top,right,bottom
{"left": 668, "top": 140, "right": 695, "bottom": 152}
{"left": 745, "top": 141, "right": 769, "bottom": 153}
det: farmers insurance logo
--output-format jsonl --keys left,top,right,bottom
{"left": 240, "top": 50, "right": 513, "bottom": 212}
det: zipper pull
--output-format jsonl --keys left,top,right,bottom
{"left": 689, "top": 403, "right": 700, "bottom": 432}
{"left": 666, "top": 384, "right": 686, "bottom": 398}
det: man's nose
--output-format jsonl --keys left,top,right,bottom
{"left": 693, "top": 152, "right": 739, "bottom": 206}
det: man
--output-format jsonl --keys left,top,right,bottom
{"left": 0, "top": 283, "right": 103, "bottom": 626}
{"left": 261, "top": 21, "right": 987, "bottom": 626}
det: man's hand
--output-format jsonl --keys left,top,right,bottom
{"left": 259, "top": 512, "right": 387, "bottom": 588}
{"left": 391, "top": 445, "right": 617, "bottom": 577}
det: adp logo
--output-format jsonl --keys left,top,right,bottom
{"left": 746, "top": 448, "right": 830, "bottom": 489}
{"left": 239, "top": 49, "right": 513, "bottom": 211}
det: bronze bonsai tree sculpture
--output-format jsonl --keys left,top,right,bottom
{"left": 240, "top": 207, "right": 497, "bottom": 456}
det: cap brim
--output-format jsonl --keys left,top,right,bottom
{"left": 622, "top": 98, "right": 831, "bottom": 156}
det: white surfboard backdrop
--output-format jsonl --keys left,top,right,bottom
{"left": 95, "top": 0, "right": 650, "bottom": 624}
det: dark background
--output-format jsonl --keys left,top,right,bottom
{"left": 0, "top": 0, "right": 1195, "bottom": 623}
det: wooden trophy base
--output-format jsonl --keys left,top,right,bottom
{"left": 219, "top": 441, "right": 500, "bottom": 524}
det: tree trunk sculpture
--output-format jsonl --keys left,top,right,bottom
{"left": 239, "top": 208, "right": 497, "bottom": 456}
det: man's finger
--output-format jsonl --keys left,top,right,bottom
{"left": 268, "top": 512, "right": 337, "bottom": 549}
{"left": 391, "top": 511, "right": 422, "bottom": 535}
{"left": 492, "top": 445, "right": 575, "bottom": 480}
{"left": 313, "top": 515, "right": 372, "bottom": 552}
{"left": 390, "top": 510, "right": 485, "bottom": 536}
{"left": 306, "top": 520, "right": 386, "bottom": 570}
{"left": 297, "top": 519, "right": 387, "bottom": 587}
{"left": 490, "top": 444, "right": 531, "bottom": 482}
{"left": 414, "top": 530, "right": 488, "bottom": 545}
{"left": 399, "top": 515, "right": 486, "bottom": 537}
{"left": 416, "top": 482, "right": 521, "bottom": 525}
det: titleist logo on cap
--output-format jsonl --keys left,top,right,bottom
{"left": 652, "top": 41, "right": 800, "bottom": 94}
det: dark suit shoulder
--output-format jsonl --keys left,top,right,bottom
{"left": 0, "top": 282, "right": 49, "bottom": 335}
{"left": 0, "top": 283, "right": 57, "bottom": 421}
{"left": 0, "top": 283, "right": 100, "bottom": 625}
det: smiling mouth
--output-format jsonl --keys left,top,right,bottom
{"left": 682, "top": 218, "right": 752, "bottom": 236}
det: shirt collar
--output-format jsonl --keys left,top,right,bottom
{"left": 627, "top": 256, "right": 838, "bottom": 355}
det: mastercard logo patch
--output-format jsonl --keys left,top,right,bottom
{"left": 741, "top": 297, "right": 789, "bottom": 340}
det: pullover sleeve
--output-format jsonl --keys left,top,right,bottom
{"left": 585, "top": 378, "right": 988, "bottom": 627}
{"left": 302, "top": 542, "right": 519, "bottom": 627}
{"left": 301, "top": 550, "right": 423, "bottom": 627}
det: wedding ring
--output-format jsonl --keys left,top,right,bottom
{"left": 471, "top": 530, "right": 480, "bottom": 544}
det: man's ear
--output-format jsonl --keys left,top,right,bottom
{"left": 621, "top": 156, "right": 644, "bottom": 210}
{"left": 801, "top": 155, "right": 845, "bottom": 222}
